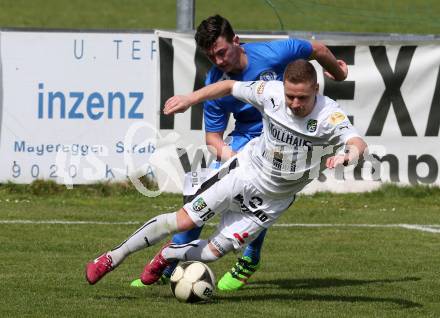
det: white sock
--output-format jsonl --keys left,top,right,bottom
{"left": 108, "top": 212, "right": 178, "bottom": 267}
{"left": 162, "top": 240, "right": 219, "bottom": 263}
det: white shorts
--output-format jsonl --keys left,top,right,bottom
{"left": 182, "top": 169, "right": 214, "bottom": 197}
{"left": 183, "top": 157, "right": 295, "bottom": 250}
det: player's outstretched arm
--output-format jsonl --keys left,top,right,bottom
{"left": 163, "top": 80, "right": 236, "bottom": 115}
{"left": 326, "top": 137, "right": 368, "bottom": 169}
{"left": 310, "top": 41, "right": 348, "bottom": 81}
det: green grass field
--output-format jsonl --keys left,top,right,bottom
{"left": 0, "top": 2, "right": 439, "bottom": 317}
{"left": 0, "top": 0, "right": 439, "bottom": 34}
{"left": 0, "top": 184, "right": 439, "bottom": 317}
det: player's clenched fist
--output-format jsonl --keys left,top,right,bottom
{"left": 323, "top": 60, "right": 348, "bottom": 81}
{"left": 325, "top": 154, "right": 349, "bottom": 169}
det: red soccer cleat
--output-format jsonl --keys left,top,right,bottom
{"left": 140, "top": 244, "right": 171, "bottom": 285}
{"left": 85, "top": 253, "right": 114, "bottom": 285}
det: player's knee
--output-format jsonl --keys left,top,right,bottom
{"left": 176, "top": 208, "right": 197, "bottom": 231}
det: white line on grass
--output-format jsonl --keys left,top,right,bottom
{"left": 0, "top": 220, "right": 141, "bottom": 225}
{"left": 1, "top": 219, "right": 440, "bottom": 233}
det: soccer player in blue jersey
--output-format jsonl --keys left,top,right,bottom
{"left": 131, "top": 15, "right": 348, "bottom": 291}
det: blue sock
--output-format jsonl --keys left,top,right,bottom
{"left": 243, "top": 229, "right": 267, "bottom": 265}
{"left": 162, "top": 226, "right": 204, "bottom": 277}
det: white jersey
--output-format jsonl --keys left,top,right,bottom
{"left": 232, "top": 80, "right": 360, "bottom": 198}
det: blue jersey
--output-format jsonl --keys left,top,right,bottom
{"left": 203, "top": 38, "right": 313, "bottom": 147}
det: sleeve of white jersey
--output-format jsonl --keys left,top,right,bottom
{"left": 326, "top": 107, "right": 361, "bottom": 144}
{"left": 231, "top": 81, "right": 266, "bottom": 112}
{"left": 324, "top": 98, "right": 360, "bottom": 144}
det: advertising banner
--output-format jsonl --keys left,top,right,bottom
{"left": 156, "top": 31, "right": 440, "bottom": 193}
{"left": 0, "top": 31, "right": 158, "bottom": 185}
{"left": 1, "top": 30, "right": 439, "bottom": 194}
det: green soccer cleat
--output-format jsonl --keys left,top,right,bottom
{"left": 217, "top": 256, "right": 259, "bottom": 291}
{"left": 130, "top": 278, "right": 146, "bottom": 287}
{"left": 129, "top": 275, "right": 170, "bottom": 288}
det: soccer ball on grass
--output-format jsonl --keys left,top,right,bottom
{"left": 170, "top": 261, "right": 216, "bottom": 303}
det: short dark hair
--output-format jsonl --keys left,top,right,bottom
{"left": 283, "top": 60, "right": 317, "bottom": 85}
{"left": 195, "top": 15, "right": 235, "bottom": 50}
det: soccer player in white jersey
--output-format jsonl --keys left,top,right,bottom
{"left": 85, "top": 59, "right": 367, "bottom": 286}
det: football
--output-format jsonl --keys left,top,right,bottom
{"left": 170, "top": 261, "right": 216, "bottom": 303}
